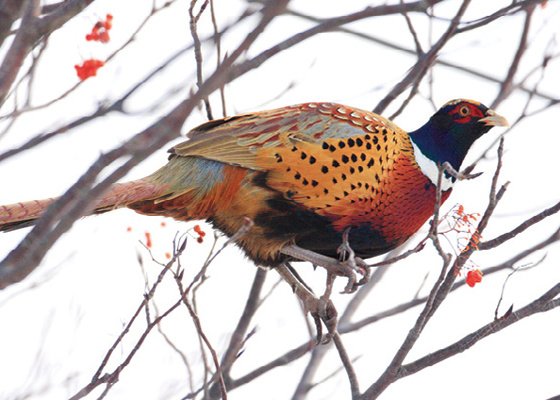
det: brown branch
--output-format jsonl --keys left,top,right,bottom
{"left": 456, "top": 0, "right": 545, "bottom": 34}
{"left": 360, "top": 129, "right": 507, "bottom": 399}
{"left": 190, "top": 0, "right": 213, "bottom": 120}
{"left": 234, "top": 0, "right": 444, "bottom": 88}
{"left": 213, "top": 267, "right": 267, "bottom": 394}
{"left": 0, "top": 0, "right": 25, "bottom": 46}
{"left": 332, "top": 333, "right": 360, "bottom": 399}
{"left": 286, "top": 6, "right": 559, "bottom": 104}
{"left": 478, "top": 200, "right": 560, "bottom": 251}
{"left": 70, "top": 238, "right": 187, "bottom": 399}
{"left": 491, "top": 4, "right": 535, "bottom": 109}
{"left": 0, "top": 0, "right": 41, "bottom": 106}
{"left": 374, "top": 0, "right": 472, "bottom": 115}
{"left": 178, "top": 280, "right": 228, "bottom": 400}
{"left": 0, "top": 0, "right": 288, "bottom": 289}
{"left": 399, "top": 282, "right": 560, "bottom": 378}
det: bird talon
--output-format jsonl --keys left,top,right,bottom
{"left": 309, "top": 297, "right": 338, "bottom": 344}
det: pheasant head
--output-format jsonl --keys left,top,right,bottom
{"left": 408, "top": 99, "right": 508, "bottom": 188}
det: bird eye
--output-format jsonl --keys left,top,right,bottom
{"left": 458, "top": 105, "right": 471, "bottom": 116}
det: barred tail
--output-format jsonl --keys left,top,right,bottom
{"left": 0, "top": 178, "right": 166, "bottom": 232}
{"left": 0, "top": 198, "right": 58, "bottom": 231}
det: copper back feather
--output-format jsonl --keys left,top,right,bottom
{"left": 170, "top": 103, "right": 418, "bottom": 229}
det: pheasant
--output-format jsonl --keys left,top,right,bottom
{"left": 0, "top": 99, "right": 507, "bottom": 337}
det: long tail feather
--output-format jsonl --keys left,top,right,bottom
{"left": 0, "top": 198, "right": 58, "bottom": 232}
{"left": 0, "top": 178, "right": 166, "bottom": 232}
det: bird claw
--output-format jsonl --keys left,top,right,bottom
{"left": 337, "top": 228, "right": 371, "bottom": 293}
{"left": 308, "top": 295, "right": 338, "bottom": 344}
{"left": 275, "top": 263, "right": 339, "bottom": 344}
{"left": 281, "top": 243, "right": 370, "bottom": 294}
{"left": 441, "top": 161, "right": 482, "bottom": 181}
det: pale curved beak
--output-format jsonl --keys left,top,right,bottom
{"left": 480, "top": 109, "right": 509, "bottom": 127}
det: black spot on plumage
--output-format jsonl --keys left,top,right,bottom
{"left": 324, "top": 188, "right": 329, "bottom": 194}
{"left": 379, "top": 156, "right": 383, "bottom": 164}
{"left": 365, "top": 134, "right": 371, "bottom": 140}
{"left": 375, "top": 173, "right": 380, "bottom": 182}
{"left": 358, "top": 166, "right": 364, "bottom": 172}
{"left": 350, "top": 199, "right": 356, "bottom": 204}
{"left": 366, "top": 142, "right": 372, "bottom": 150}
{"left": 357, "top": 182, "right": 362, "bottom": 188}
{"left": 383, "top": 136, "right": 388, "bottom": 143}
{"left": 347, "top": 138, "right": 355, "bottom": 147}
{"left": 341, "top": 173, "right": 347, "bottom": 181}
{"left": 349, "top": 167, "right": 355, "bottom": 174}
{"left": 367, "top": 158, "right": 374, "bottom": 168}
{"left": 286, "top": 167, "right": 291, "bottom": 172}
{"left": 275, "top": 153, "right": 283, "bottom": 163}
{"left": 338, "top": 141, "right": 346, "bottom": 149}
{"left": 351, "top": 154, "right": 357, "bottom": 162}
{"left": 335, "top": 196, "right": 340, "bottom": 201}
{"left": 343, "top": 191, "right": 349, "bottom": 197}
{"left": 309, "top": 156, "right": 316, "bottom": 164}
{"left": 382, "top": 128, "right": 388, "bottom": 135}
{"left": 322, "top": 142, "right": 329, "bottom": 150}
{"left": 356, "top": 138, "right": 363, "bottom": 147}
{"left": 350, "top": 184, "right": 356, "bottom": 190}
{"left": 311, "top": 180, "right": 318, "bottom": 187}
{"left": 372, "top": 136, "right": 378, "bottom": 144}
{"left": 360, "top": 153, "right": 366, "bottom": 161}
{"left": 376, "top": 144, "right": 381, "bottom": 151}
{"left": 332, "top": 177, "right": 338, "bottom": 184}
{"left": 292, "top": 146, "right": 298, "bottom": 152}
{"left": 294, "top": 172, "right": 301, "bottom": 180}
{"left": 301, "top": 152, "right": 307, "bottom": 160}
{"left": 332, "top": 160, "right": 340, "bottom": 168}
{"left": 365, "top": 183, "right": 370, "bottom": 189}
{"left": 321, "top": 166, "right": 329, "bottom": 174}
{"left": 302, "top": 178, "right": 309, "bottom": 185}
{"left": 329, "top": 144, "right": 336, "bottom": 152}
{"left": 341, "top": 155, "right": 349, "bottom": 164}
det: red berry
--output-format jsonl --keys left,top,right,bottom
{"left": 99, "top": 31, "right": 110, "bottom": 43}
{"left": 145, "top": 231, "right": 152, "bottom": 248}
{"left": 466, "top": 270, "right": 483, "bottom": 287}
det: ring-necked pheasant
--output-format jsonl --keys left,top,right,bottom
{"left": 0, "top": 99, "right": 507, "bottom": 336}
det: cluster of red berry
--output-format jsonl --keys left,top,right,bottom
{"left": 440, "top": 204, "right": 485, "bottom": 288}
{"left": 86, "top": 14, "right": 113, "bottom": 43}
{"left": 74, "top": 14, "right": 113, "bottom": 81}
{"left": 466, "top": 270, "right": 483, "bottom": 288}
{"left": 193, "top": 225, "right": 206, "bottom": 243}
{"left": 74, "top": 59, "right": 105, "bottom": 81}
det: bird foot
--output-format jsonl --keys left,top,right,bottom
{"left": 337, "top": 228, "right": 371, "bottom": 292}
{"left": 275, "top": 263, "right": 339, "bottom": 344}
{"left": 307, "top": 294, "right": 338, "bottom": 345}
{"left": 281, "top": 245, "right": 370, "bottom": 294}
{"left": 441, "top": 161, "right": 482, "bottom": 181}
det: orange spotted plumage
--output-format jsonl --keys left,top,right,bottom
{"left": 0, "top": 101, "right": 507, "bottom": 267}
